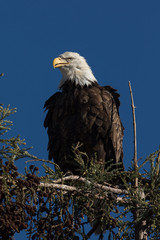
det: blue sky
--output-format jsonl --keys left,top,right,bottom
{"left": 1, "top": 0, "right": 160, "bottom": 239}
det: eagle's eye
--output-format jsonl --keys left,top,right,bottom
{"left": 66, "top": 57, "right": 73, "bottom": 60}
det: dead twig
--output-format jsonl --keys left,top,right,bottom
{"left": 128, "top": 81, "right": 138, "bottom": 180}
{"left": 129, "top": 81, "right": 147, "bottom": 240}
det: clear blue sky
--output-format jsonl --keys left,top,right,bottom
{"left": 1, "top": 0, "right": 160, "bottom": 239}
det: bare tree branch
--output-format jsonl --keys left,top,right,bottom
{"left": 51, "top": 175, "right": 128, "bottom": 194}
{"left": 39, "top": 181, "right": 127, "bottom": 203}
{"left": 129, "top": 81, "right": 147, "bottom": 240}
{"left": 128, "top": 81, "right": 138, "bottom": 179}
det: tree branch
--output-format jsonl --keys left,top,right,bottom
{"left": 39, "top": 178, "right": 127, "bottom": 203}
{"left": 128, "top": 81, "right": 138, "bottom": 179}
{"left": 129, "top": 81, "right": 147, "bottom": 240}
{"left": 51, "top": 175, "right": 128, "bottom": 194}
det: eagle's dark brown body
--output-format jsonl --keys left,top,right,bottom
{"left": 44, "top": 81, "right": 124, "bottom": 173}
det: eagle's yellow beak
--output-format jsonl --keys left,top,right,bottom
{"left": 53, "top": 57, "right": 69, "bottom": 69}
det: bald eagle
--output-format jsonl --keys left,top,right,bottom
{"left": 44, "top": 52, "right": 124, "bottom": 173}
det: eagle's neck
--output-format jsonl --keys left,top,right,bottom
{"left": 59, "top": 66, "right": 97, "bottom": 89}
{"left": 60, "top": 80, "right": 99, "bottom": 92}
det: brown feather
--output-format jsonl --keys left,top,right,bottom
{"left": 44, "top": 81, "right": 124, "bottom": 173}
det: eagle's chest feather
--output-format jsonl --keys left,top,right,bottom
{"left": 59, "top": 86, "right": 110, "bottom": 141}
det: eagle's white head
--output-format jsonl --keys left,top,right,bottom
{"left": 53, "top": 52, "right": 97, "bottom": 88}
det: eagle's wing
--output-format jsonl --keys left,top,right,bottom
{"left": 44, "top": 92, "right": 63, "bottom": 160}
{"left": 77, "top": 85, "right": 124, "bottom": 169}
{"left": 102, "top": 86, "right": 124, "bottom": 168}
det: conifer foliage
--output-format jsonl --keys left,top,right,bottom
{"left": 0, "top": 103, "right": 160, "bottom": 240}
